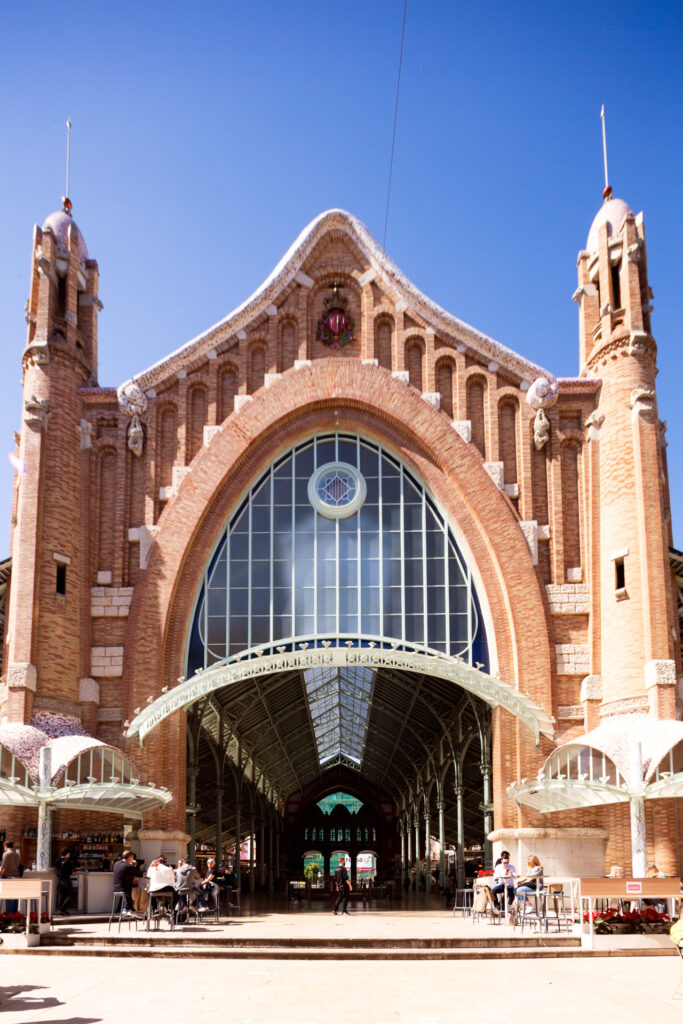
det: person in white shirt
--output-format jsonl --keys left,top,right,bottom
{"left": 147, "top": 856, "right": 178, "bottom": 915}
{"left": 491, "top": 852, "right": 517, "bottom": 910}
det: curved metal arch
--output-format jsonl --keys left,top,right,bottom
{"left": 126, "top": 646, "right": 553, "bottom": 747}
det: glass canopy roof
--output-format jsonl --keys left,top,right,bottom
{"left": 317, "top": 791, "right": 364, "bottom": 815}
{"left": 304, "top": 665, "right": 374, "bottom": 768}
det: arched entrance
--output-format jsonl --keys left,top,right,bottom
{"left": 126, "top": 420, "right": 553, "bottom": 896}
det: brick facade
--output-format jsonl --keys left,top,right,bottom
{"left": 1, "top": 203, "right": 681, "bottom": 873}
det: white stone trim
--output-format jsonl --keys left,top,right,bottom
{"left": 52, "top": 552, "right": 71, "bottom": 565}
{"left": 7, "top": 663, "right": 37, "bottom": 692}
{"left": 295, "top": 270, "right": 314, "bottom": 288}
{"left": 91, "top": 647, "right": 124, "bottom": 678}
{"left": 421, "top": 392, "right": 440, "bottom": 410}
{"left": 483, "top": 462, "right": 505, "bottom": 490}
{"left": 96, "top": 570, "right": 112, "bottom": 585}
{"left": 294, "top": 360, "right": 311, "bottom": 370}
{"left": 451, "top": 420, "right": 471, "bottom": 443}
{"left": 203, "top": 425, "right": 221, "bottom": 447}
{"left": 91, "top": 586, "right": 134, "bottom": 618}
{"left": 558, "top": 705, "right": 584, "bottom": 720}
{"left": 234, "top": 395, "right": 253, "bottom": 412}
{"left": 555, "top": 643, "right": 590, "bottom": 676}
{"left": 581, "top": 675, "right": 602, "bottom": 702}
{"left": 504, "top": 483, "right": 519, "bottom": 499}
{"left": 644, "top": 659, "right": 677, "bottom": 689}
{"left": 124, "top": 210, "right": 552, "bottom": 394}
{"left": 79, "top": 677, "right": 100, "bottom": 703}
{"left": 128, "top": 524, "right": 160, "bottom": 570}
{"left": 566, "top": 567, "right": 583, "bottom": 583}
{"left": 518, "top": 521, "right": 538, "bottom": 565}
{"left": 545, "top": 584, "right": 590, "bottom": 615}
{"left": 392, "top": 371, "right": 409, "bottom": 385}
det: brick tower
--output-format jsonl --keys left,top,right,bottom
{"left": 5, "top": 199, "right": 100, "bottom": 724}
{"left": 575, "top": 186, "right": 678, "bottom": 720}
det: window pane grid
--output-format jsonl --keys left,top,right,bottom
{"left": 191, "top": 433, "right": 488, "bottom": 680}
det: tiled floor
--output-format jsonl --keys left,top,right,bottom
{"left": 1, "top": 951, "right": 682, "bottom": 1023}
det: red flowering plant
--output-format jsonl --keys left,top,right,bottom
{"left": 0, "top": 910, "right": 51, "bottom": 934}
{"left": 585, "top": 907, "right": 670, "bottom": 934}
{"left": 0, "top": 911, "right": 27, "bottom": 933}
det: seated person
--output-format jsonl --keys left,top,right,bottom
{"left": 147, "top": 856, "right": 178, "bottom": 915}
{"left": 175, "top": 858, "right": 203, "bottom": 915}
{"left": 113, "top": 850, "right": 141, "bottom": 919}
{"left": 491, "top": 852, "right": 517, "bottom": 910}
{"left": 515, "top": 854, "right": 544, "bottom": 905}
{"left": 198, "top": 857, "right": 218, "bottom": 908}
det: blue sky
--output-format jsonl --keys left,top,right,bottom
{"left": 2, "top": 1, "right": 682, "bottom": 546}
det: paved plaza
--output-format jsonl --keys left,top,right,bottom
{"left": 2, "top": 951, "right": 682, "bottom": 1023}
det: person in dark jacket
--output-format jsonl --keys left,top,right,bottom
{"left": 112, "top": 850, "right": 141, "bottom": 918}
{"left": 333, "top": 857, "right": 352, "bottom": 915}
{"left": 54, "top": 848, "right": 74, "bottom": 915}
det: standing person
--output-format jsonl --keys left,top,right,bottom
{"left": 112, "top": 850, "right": 141, "bottom": 919}
{"left": 333, "top": 857, "right": 351, "bottom": 916}
{"left": 0, "top": 840, "right": 21, "bottom": 912}
{"left": 54, "top": 847, "right": 74, "bottom": 915}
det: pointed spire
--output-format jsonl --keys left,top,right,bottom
{"left": 62, "top": 119, "right": 72, "bottom": 216}
{"left": 600, "top": 105, "right": 612, "bottom": 201}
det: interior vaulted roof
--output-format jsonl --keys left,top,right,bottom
{"left": 191, "top": 665, "right": 488, "bottom": 848}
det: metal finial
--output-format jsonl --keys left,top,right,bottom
{"left": 600, "top": 105, "right": 612, "bottom": 200}
{"left": 62, "top": 120, "right": 72, "bottom": 214}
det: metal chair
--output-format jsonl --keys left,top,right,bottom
{"left": 513, "top": 887, "right": 547, "bottom": 934}
{"left": 545, "top": 884, "right": 570, "bottom": 933}
{"left": 108, "top": 892, "right": 139, "bottom": 932}
{"left": 452, "top": 887, "right": 473, "bottom": 918}
{"left": 146, "top": 890, "right": 175, "bottom": 931}
{"left": 225, "top": 886, "right": 241, "bottom": 916}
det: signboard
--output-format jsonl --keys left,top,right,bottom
{"left": 625, "top": 881, "right": 643, "bottom": 895}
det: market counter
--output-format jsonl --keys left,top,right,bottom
{"left": 24, "top": 870, "right": 115, "bottom": 915}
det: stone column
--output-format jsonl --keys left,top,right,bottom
{"left": 260, "top": 821, "right": 266, "bottom": 886}
{"left": 234, "top": 801, "right": 241, "bottom": 892}
{"left": 437, "top": 801, "right": 446, "bottom": 887}
{"left": 400, "top": 826, "right": 406, "bottom": 888}
{"left": 249, "top": 816, "right": 255, "bottom": 895}
{"left": 414, "top": 814, "right": 421, "bottom": 888}
{"left": 480, "top": 761, "right": 493, "bottom": 867}
{"left": 268, "top": 824, "right": 274, "bottom": 892}
{"left": 424, "top": 808, "right": 431, "bottom": 888}
{"left": 455, "top": 786, "right": 465, "bottom": 890}
{"left": 187, "top": 762, "right": 198, "bottom": 863}
{"left": 36, "top": 746, "right": 53, "bottom": 872}
{"left": 215, "top": 785, "right": 223, "bottom": 863}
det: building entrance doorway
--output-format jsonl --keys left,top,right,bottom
{"left": 126, "top": 433, "right": 553, "bottom": 901}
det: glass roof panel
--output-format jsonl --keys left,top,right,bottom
{"left": 304, "top": 665, "right": 374, "bottom": 768}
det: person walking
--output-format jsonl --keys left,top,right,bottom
{"left": 333, "top": 857, "right": 351, "bottom": 916}
{"left": 54, "top": 847, "right": 74, "bottom": 915}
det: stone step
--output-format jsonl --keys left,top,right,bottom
{"left": 1, "top": 943, "right": 676, "bottom": 961}
{"left": 42, "top": 933, "right": 581, "bottom": 950}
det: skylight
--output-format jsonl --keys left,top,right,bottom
{"left": 304, "top": 665, "right": 374, "bottom": 769}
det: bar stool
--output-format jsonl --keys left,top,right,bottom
{"left": 452, "top": 888, "right": 473, "bottom": 918}
{"left": 146, "top": 891, "right": 175, "bottom": 931}
{"left": 226, "top": 887, "right": 241, "bottom": 917}
{"left": 108, "top": 892, "right": 138, "bottom": 932}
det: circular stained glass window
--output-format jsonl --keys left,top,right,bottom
{"left": 308, "top": 462, "right": 367, "bottom": 520}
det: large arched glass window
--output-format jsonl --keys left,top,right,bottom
{"left": 187, "top": 433, "right": 488, "bottom": 675}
